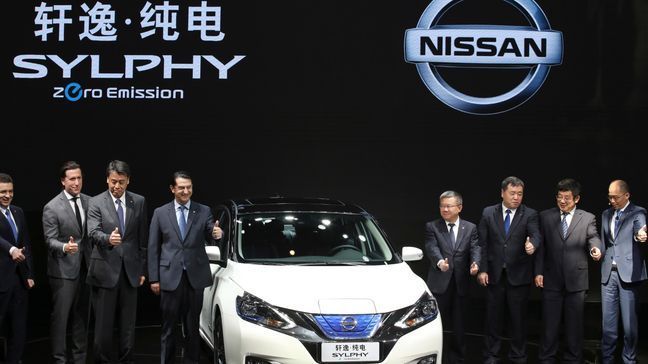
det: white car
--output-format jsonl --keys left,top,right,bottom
{"left": 200, "top": 197, "right": 442, "bottom": 364}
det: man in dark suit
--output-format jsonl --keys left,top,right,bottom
{"left": 42, "top": 161, "right": 91, "bottom": 364}
{"left": 87, "top": 160, "right": 148, "bottom": 364}
{"left": 534, "top": 178, "right": 602, "bottom": 363}
{"left": 477, "top": 176, "right": 541, "bottom": 364}
{"left": 0, "top": 173, "right": 35, "bottom": 364}
{"left": 425, "top": 190, "right": 480, "bottom": 364}
{"left": 600, "top": 180, "right": 647, "bottom": 364}
{"left": 148, "top": 171, "right": 222, "bottom": 364}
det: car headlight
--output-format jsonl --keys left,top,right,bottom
{"left": 236, "top": 292, "right": 296, "bottom": 330}
{"left": 394, "top": 292, "right": 438, "bottom": 329}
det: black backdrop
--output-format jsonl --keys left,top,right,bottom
{"left": 4, "top": 0, "right": 648, "bottom": 349}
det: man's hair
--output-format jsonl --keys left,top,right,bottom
{"left": 501, "top": 176, "right": 525, "bottom": 190}
{"left": 557, "top": 178, "right": 581, "bottom": 197}
{"left": 0, "top": 173, "right": 13, "bottom": 184}
{"left": 611, "top": 179, "right": 630, "bottom": 194}
{"left": 439, "top": 190, "right": 463, "bottom": 205}
{"left": 171, "top": 170, "right": 192, "bottom": 186}
{"left": 59, "top": 161, "right": 82, "bottom": 179}
{"left": 106, "top": 160, "right": 131, "bottom": 178}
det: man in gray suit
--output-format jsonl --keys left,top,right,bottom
{"left": 534, "top": 178, "right": 602, "bottom": 364}
{"left": 600, "top": 180, "right": 647, "bottom": 364}
{"left": 87, "top": 160, "right": 148, "bottom": 364}
{"left": 42, "top": 161, "right": 91, "bottom": 364}
{"left": 148, "top": 171, "right": 222, "bottom": 364}
{"left": 425, "top": 190, "right": 480, "bottom": 364}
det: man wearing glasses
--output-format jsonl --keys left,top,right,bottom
{"left": 425, "top": 190, "right": 480, "bottom": 363}
{"left": 600, "top": 180, "right": 647, "bottom": 364}
{"left": 534, "top": 178, "right": 602, "bottom": 363}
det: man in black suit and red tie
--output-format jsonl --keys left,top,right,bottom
{"left": 0, "top": 173, "right": 35, "bottom": 364}
{"left": 425, "top": 190, "right": 480, "bottom": 364}
{"left": 478, "top": 176, "right": 541, "bottom": 364}
{"left": 534, "top": 178, "right": 602, "bottom": 363}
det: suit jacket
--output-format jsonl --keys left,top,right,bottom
{"left": 0, "top": 205, "right": 33, "bottom": 291}
{"left": 535, "top": 207, "right": 601, "bottom": 292}
{"left": 425, "top": 218, "right": 480, "bottom": 295}
{"left": 600, "top": 202, "right": 647, "bottom": 284}
{"left": 478, "top": 203, "right": 541, "bottom": 286}
{"left": 42, "top": 191, "right": 91, "bottom": 279}
{"left": 86, "top": 190, "right": 148, "bottom": 288}
{"left": 148, "top": 201, "right": 214, "bottom": 291}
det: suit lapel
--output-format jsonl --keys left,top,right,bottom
{"left": 455, "top": 223, "right": 467, "bottom": 251}
{"left": 565, "top": 209, "right": 582, "bottom": 240}
{"left": 508, "top": 205, "right": 524, "bottom": 238}
{"left": 186, "top": 204, "right": 198, "bottom": 240}
{"left": 602, "top": 208, "right": 612, "bottom": 241}
{"left": 167, "top": 203, "right": 183, "bottom": 241}
{"left": 494, "top": 205, "right": 506, "bottom": 239}
{"left": 59, "top": 192, "right": 81, "bottom": 236}
{"left": 436, "top": 220, "right": 453, "bottom": 252}
{"left": 124, "top": 192, "right": 136, "bottom": 235}
{"left": 104, "top": 191, "right": 121, "bottom": 231}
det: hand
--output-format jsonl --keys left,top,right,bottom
{"left": 11, "top": 247, "right": 26, "bottom": 262}
{"left": 470, "top": 262, "right": 479, "bottom": 276}
{"left": 439, "top": 258, "right": 449, "bottom": 272}
{"left": 478, "top": 272, "right": 489, "bottom": 286}
{"left": 637, "top": 225, "right": 647, "bottom": 243}
{"left": 525, "top": 236, "right": 535, "bottom": 255}
{"left": 590, "top": 247, "right": 602, "bottom": 261}
{"left": 27, "top": 279, "right": 35, "bottom": 289}
{"left": 534, "top": 275, "right": 544, "bottom": 288}
{"left": 109, "top": 227, "right": 122, "bottom": 246}
{"left": 65, "top": 236, "right": 79, "bottom": 254}
{"left": 150, "top": 282, "right": 160, "bottom": 295}
{"left": 212, "top": 220, "right": 223, "bottom": 240}
{"left": 139, "top": 276, "right": 146, "bottom": 286}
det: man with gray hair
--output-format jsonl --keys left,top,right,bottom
{"left": 478, "top": 176, "right": 541, "bottom": 364}
{"left": 425, "top": 190, "right": 480, "bottom": 363}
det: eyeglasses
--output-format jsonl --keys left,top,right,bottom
{"left": 555, "top": 195, "right": 573, "bottom": 202}
{"left": 608, "top": 194, "right": 626, "bottom": 201}
{"left": 439, "top": 204, "right": 461, "bottom": 209}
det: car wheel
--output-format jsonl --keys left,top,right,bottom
{"left": 213, "top": 313, "right": 227, "bottom": 364}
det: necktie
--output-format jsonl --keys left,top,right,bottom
{"left": 4, "top": 209, "right": 19, "bottom": 242}
{"left": 115, "top": 199, "right": 125, "bottom": 234}
{"left": 613, "top": 209, "right": 623, "bottom": 239}
{"left": 178, "top": 205, "right": 187, "bottom": 240}
{"left": 504, "top": 209, "right": 511, "bottom": 236}
{"left": 561, "top": 212, "right": 569, "bottom": 239}
{"left": 448, "top": 223, "right": 456, "bottom": 248}
{"left": 72, "top": 196, "right": 83, "bottom": 232}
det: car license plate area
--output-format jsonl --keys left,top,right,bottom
{"left": 321, "top": 342, "right": 379, "bottom": 362}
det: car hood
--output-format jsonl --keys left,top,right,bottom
{"left": 229, "top": 262, "right": 428, "bottom": 314}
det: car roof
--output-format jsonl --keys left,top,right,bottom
{"left": 230, "top": 196, "right": 367, "bottom": 214}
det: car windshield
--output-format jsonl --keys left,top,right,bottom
{"left": 236, "top": 212, "right": 397, "bottom": 265}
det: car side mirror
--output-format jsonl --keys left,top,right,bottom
{"left": 401, "top": 246, "right": 423, "bottom": 262}
{"left": 205, "top": 245, "right": 221, "bottom": 263}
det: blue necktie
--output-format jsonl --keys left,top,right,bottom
{"left": 561, "top": 212, "right": 569, "bottom": 239}
{"left": 504, "top": 209, "right": 511, "bottom": 236}
{"left": 614, "top": 209, "right": 623, "bottom": 239}
{"left": 115, "top": 199, "right": 125, "bottom": 234}
{"left": 178, "top": 205, "right": 187, "bottom": 240}
{"left": 448, "top": 223, "right": 456, "bottom": 248}
{"left": 4, "top": 209, "right": 19, "bottom": 242}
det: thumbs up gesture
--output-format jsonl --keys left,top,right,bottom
{"left": 212, "top": 220, "right": 223, "bottom": 240}
{"left": 109, "top": 227, "right": 122, "bottom": 246}
{"left": 470, "top": 262, "right": 479, "bottom": 276}
{"left": 637, "top": 225, "right": 647, "bottom": 243}
{"left": 439, "top": 258, "right": 450, "bottom": 272}
{"left": 524, "top": 236, "right": 535, "bottom": 255}
{"left": 65, "top": 236, "right": 79, "bottom": 254}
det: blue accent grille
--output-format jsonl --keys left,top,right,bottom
{"left": 313, "top": 314, "right": 382, "bottom": 339}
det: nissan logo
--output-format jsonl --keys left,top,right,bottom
{"left": 340, "top": 316, "right": 358, "bottom": 331}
